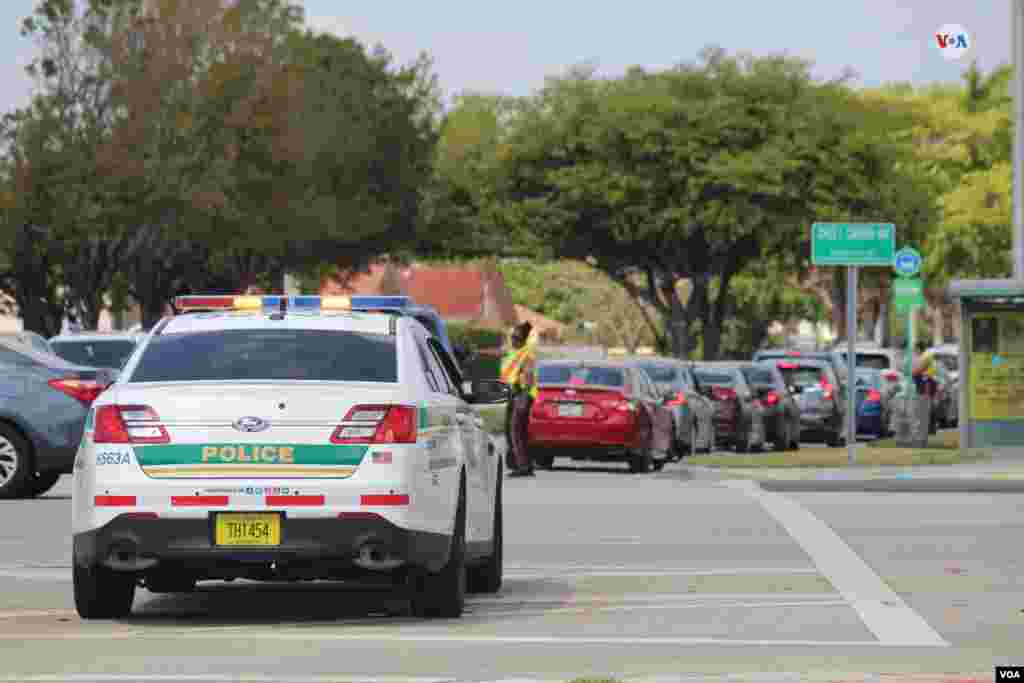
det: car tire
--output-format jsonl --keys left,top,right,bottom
{"left": 735, "top": 427, "right": 751, "bottom": 453}
{"left": 789, "top": 428, "right": 801, "bottom": 450}
{"left": 0, "top": 424, "right": 33, "bottom": 500}
{"left": 412, "top": 476, "right": 467, "bottom": 619}
{"left": 704, "top": 426, "right": 715, "bottom": 454}
{"left": 467, "top": 466, "right": 502, "bottom": 595}
{"left": 533, "top": 453, "right": 554, "bottom": 470}
{"left": 826, "top": 429, "right": 844, "bottom": 447}
{"left": 629, "top": 449, "right": 653, "bottom": 473}
{"left": 73, "top": 560, "right": 136, "bottom": 619}
{"left": 773, "top": 421, "right": 789, "bottom": 452}
{"left": 26, "top": 472, "right": 62, "bottom": 498}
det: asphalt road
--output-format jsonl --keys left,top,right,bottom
{"left": 0, "top": 465, "right": 1022, "bottom": 683}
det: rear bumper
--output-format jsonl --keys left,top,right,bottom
{"left": 72, "top": 512, "right": 453, "bottom": 577}
{"left": 857, "top": 412, "right": 884, "bottom": 436}
{"left": 528, "top": 419, "right": 640, "bottom": 450}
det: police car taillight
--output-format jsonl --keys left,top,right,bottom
{"left": 331, "top": 405, "right": 417, "bottom": 444}
{"left": 94, "top": 405, "right": 170, "bottom": 444}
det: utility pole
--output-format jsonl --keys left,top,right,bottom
{"left": 1015, "top": 0, "right": 1024, "bottom": 278}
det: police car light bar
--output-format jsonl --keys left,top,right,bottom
{"left": 349, "top": 296, "right": 412, "bottom": 309}
{"left": 174, "top": 295, "right": 353, "bottom": 313}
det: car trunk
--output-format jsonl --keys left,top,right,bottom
{"left": 533, "top": 384, "right": 634, "bottom": 422}
{"left": 104, "top": 382, "right": 409, "bottom": 479}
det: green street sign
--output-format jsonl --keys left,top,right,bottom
{"left": 893, "top": 277, "right": 925, "bottom": 310}
{"left": 812, "top": 223, "right": 896, "bottom": 266}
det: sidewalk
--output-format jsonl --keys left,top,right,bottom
{"left": 682, "top": 446, "right": 1024, "bottom": 492}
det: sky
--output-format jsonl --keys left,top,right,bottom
{"left": 0, "top": 0, "right": 1012, "bottom": 113}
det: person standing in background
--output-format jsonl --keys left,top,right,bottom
{"left": 501, "top": 322, "right": 538, "bottom": 477}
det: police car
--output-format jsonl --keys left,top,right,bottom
{"left": 71, "top": 295, "right": 509, "bottom": 619}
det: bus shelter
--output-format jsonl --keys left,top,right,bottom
{"left": 948, "top": 279, "right": 1024, "bottom": 449}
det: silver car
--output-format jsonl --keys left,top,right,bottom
{"left": 0, "top": 331, "right": 53, "bottom": 355}
{"left": 48, "top": 332, "right": 141, "bottom": 370}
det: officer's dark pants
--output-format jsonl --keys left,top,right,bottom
{"left": 509, "top": 392, "right": 534, "bottom": 472}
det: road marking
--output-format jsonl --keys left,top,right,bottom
{"left": 504, "top": 567, "right": 821, "bottom": 578}
{"left": 0, "top": 632, "right": 941, "bottom": 646}
{"left": 0, "top": 609, "right": 76, "bottom": 619}
{"left": 475, "top": 599, "right": 851, "bottom": 618}
{"left": 723, "top": 480, "right": 949, "bottom": 647}
{"left": 475, "top": 592, "right": 842, "bottom": 605}
{"left": 1, "top": 677, "right": 454, "bottom": 683}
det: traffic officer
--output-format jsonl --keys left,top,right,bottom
{"left": 501, "top": 322, "right": 537, "bottom": 477}
{"left": 912, "top": 340, "right": 938, "bottom": 397}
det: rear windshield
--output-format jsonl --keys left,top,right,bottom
{"left": 779, "top": 366, "right": 825, "bottom": 387}
{"left": 741, "top": 367, "right": 775, "bottom": 386}
{"left": 128, "top": 330, "right": 397, "bottom": 382}
{"left": 51, "top": 340, "right": 136, "bottom": 369}
{"left": 537, "top": 365, "right": 625, "bottom": 387}
{"left": 838, "top": 352, "right": 891, "bottom": 370}
{"left": 636, "top": 363, "right": 677, "bottom": 384}
{"left": 855, "top": 370, "right": 882, "bottom": 388}
{"left": 693, "top": 370, "right": 735, "bottom": 385}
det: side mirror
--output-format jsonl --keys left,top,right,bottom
{"left": 466, "top": 379, "right": 511, "bottom": 405}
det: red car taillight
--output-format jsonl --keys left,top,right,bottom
{"left": 764, "top": 391, "right": 779, "bottom": 406}
{"left": 93, "top": 405, "right": 169, "bottom": 444}
{"left": 820, "top": 377, "right": 835, "bottom": 400}
{"left": 47, "top": 378, "right": 107, "bottom": 404}
{"left": 866, "top": 389, "right": 882, "bottom": 403}
{"left": 331, "top": 405, "right": 417, "bottom": 444}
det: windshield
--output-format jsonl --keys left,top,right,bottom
{"left": 50, "top": 339, "right": 136, "bottom": 369}
{"left": 128, "top": 330, "right": 397, "bottom": 382}
{"left": 779, "top": 366, "right": 825, "bottom": 387}
{"left": 741, "top": 367, "right": 775, "bottom": 386}
{"left": 637, "top": 363, "right": 677, "bottom": 384}
{"left": 693, "top": 370, "right": 735, "bottom": 386}
{"left": 537, "top": 365, "right": 625, "bottom": 387}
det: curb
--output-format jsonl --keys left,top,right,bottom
{"left": 757, "top": 478, "right": 1024, "bottom": 493}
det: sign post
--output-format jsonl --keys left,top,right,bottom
{"left": 812, "top": 223, "right": 896, "bottom": 464}
{"left": 892, "top": 247, "right": 926, "bottom": 444}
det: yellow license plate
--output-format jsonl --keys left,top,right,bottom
{"left": 214, "top": 513, "right": 281, "bottom": 547}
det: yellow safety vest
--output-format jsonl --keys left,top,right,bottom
{"left": 501, "top": 347, "right": 538, "bottom": 398}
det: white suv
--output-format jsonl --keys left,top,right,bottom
{"left": 72, "top": 295, "right": 508, "bottom": 619}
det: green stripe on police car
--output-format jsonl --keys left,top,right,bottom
{"left": 133, "top": 444, "right": 368, "bottom": 466}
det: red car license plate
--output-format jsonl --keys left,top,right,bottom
{"left": 558, "top": 403, "right": 584, "bottom": 417}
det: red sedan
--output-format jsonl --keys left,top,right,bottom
{"left": 528, "top": 360, "right": 674, "bottom": 473}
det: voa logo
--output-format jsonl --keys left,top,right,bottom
{"left": 935, "top": 24, "right": 971, "bottom": 61}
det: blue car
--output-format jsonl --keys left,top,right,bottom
{"left": 854, "top": 368, "right": 895, "bottom": 439}
{"left": 0, "top": 338, "right": 116, "bottom": 498}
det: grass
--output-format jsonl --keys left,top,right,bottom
{"left": 688, "top": 432, "right": 990, "bottom": 468}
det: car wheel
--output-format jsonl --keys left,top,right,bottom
{"left": 73, "top": 560, "right": 136, "bottom": 619}
{"left": 789, "top": 426, "right": 801, "bottom": 450}
{"left": 533, "top": 453, "right": 554, "bottom": 470}
{"left": 412, "top": 476, "right": 467, "bottom": 618}
{"left": 26, "top": 472, "right": 62, "bottom": 498}
{"left": 467, "top": 465, "right": 502, "bottom": 594}
{"left": 0, "top": 424, "right": 32, "bottom": 500}
{"left": 773, "top": 421, "right": 790, "bottom": 452}
{"left": 704, "top": 424, "right": 715, "bottom": 453}
{"left": 826, "top": 429, "right": 844, "bottom": 447}
{"left": 629, "top": 449, "right": 653, "bottom": 473}
{"left": 735, "top": 426, "right": 751, "bottom": 453}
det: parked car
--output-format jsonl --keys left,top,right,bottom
{"left": 833, "top": 342, "right": 904, "bottom": 373}
{"left": 774, "top": 358, "right": 847, "bottom": 446}
{"left": 752, "top": 348, "right": 849, "bottom": 387}
{"left": 629, "top": 356, "right": 715, "bottom": 456}
{"left": 0, "top": 331, "right": 53, "bottom": 355}
{"left": 692, "top": 364, "right": 766, "bottom": 452}
{"left": 529, "top": 360, "right": 674, "bottom": 473}
{"left": 854, "top": 368, "right": 899, "bottom": 439}
{"left": 48, "top": 332, "right": 141, "bottom": 370}
{"left": 738, "top": 362, "right": 801, "bottom": 451}
{"left": 0, "top": 338, "right": 116, "bottom": 498}
{"left": 932, "top": 363, "right": 958, "bottom": 429}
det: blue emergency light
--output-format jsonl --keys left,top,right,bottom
{"left": 349, "top": 296, "right": 413, "bottom": 309}
{"left": 174, "top": 295, "right": 354, "bottom": 313}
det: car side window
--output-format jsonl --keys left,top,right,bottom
{"left": 425, "top": 339, "right": 458, "bottom": 396}
{"left": 414, "top": 338, "right": 442, "bottom": 393}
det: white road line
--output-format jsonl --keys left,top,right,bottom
{"left": 723, "top": 480, "right": 949, "bottom": 647}
{"left": 0, "top": 632, "right": 938, "bottom": 646}
{"left": 2, "top": 677, "right": 454, "bottom": 683}
{"left": 505, "top": 568, "right": 821, "bottom": 578}
{"left": 473, "top": 592, "right": 841, "bottom": 605}
{"left": 475, "top": 599, "right": 851, "bottom": 618}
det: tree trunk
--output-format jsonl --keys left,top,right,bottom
{"left": 931, "top": 303, "right": 946, "bottom": 346}
{"left": 750, "top": 319, "right": 770, "bottom": 354}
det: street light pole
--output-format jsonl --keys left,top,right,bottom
{"left": 1014, "top": 0, "right": 1024, "bottom": 278}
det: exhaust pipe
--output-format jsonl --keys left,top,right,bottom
{"left": 354, "top": 543, "right": 404, "bottom": 571}
{"left": 105, "top": 540, "right": 158, "bottom": 572}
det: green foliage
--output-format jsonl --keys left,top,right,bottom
{"left": 496, "top": 260, "right": 587, "bottom": 324}
{"left": 447, "top": 323, "right": 505, "bottom": 350}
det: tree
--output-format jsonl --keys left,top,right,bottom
{"left": 493, "top": 51, "right": 932, "bottom": 359}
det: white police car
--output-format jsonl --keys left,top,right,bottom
{"left": 72, "top": 295, "right": 509, "bottom": 619}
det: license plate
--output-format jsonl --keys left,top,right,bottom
{"left": 215, "top": 513, "right": 281, "bottom": 547}
{"left": 558, "top": 403, "right": 585, "bottom": 417}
